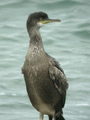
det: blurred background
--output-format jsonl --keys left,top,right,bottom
{"left": 0, "top": 0, "right": 90, "bottom": 120}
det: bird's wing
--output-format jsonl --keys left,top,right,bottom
{"left": 46, "top": 53, "right": 68, "bottom": 107}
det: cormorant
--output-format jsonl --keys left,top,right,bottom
{"left": 22, "top": 12, "right": 68, "bottom": 120}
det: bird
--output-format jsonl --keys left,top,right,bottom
{"left": 22, "top": 11, "right": 68, "bottom": 120}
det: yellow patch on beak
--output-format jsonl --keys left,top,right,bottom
{"left": 40, "top": 19, "right": 61, "bottom": 24}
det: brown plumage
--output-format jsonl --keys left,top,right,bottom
{"left": 22, "top": 12, "right": 68, "bottom": 120}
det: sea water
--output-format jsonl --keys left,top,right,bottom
{"left": 0, "top": 0, "right": 90, "bottom": 120}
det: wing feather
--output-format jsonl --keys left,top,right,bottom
{"left": 46, "top": 53, "right": 68, "bottom": 107}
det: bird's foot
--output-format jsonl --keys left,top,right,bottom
{"left": 40, "top": 113, "right": 44, "bottom": 120}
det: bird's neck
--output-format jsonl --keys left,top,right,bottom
{"left": 27, "top": 27, "right": 46, "bottom": 64}
{"left": 29, "top": 27, "right": 44, "bottom": 50}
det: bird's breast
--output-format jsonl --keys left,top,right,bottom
{"left": 23, "top": 50, "right": 60, "bottom": 115}
{"left": 24, "top": 62, "right": 55, "bottom": 115}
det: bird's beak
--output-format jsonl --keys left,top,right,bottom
{"left": 40, "top": 19, "right": 61, "bottom": 24}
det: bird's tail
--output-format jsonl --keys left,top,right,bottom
{"left": 48, "top": 113, "right": 65, "bottom": 120}
{"left": 55, "top": 114, "right": 65, "bottom": 120}
{"left": 55, "top": 110, "right": 65, "bottom": 120}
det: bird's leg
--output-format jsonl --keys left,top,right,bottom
{"left": 40, "top": 113, "right": 44, "bottom": 120}
{"left": 52, "top": 115, "right": 55, "bottom": 120}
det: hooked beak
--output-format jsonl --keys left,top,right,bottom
{"left": 40, "top": 19, "right": 61, "bottom": 24}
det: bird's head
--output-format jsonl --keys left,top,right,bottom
{"left": 27, "top": 12, "right": 61, "bottom": 32}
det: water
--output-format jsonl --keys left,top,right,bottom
{"left": 0, "top": 0, "right": 90, "bottom": 120}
